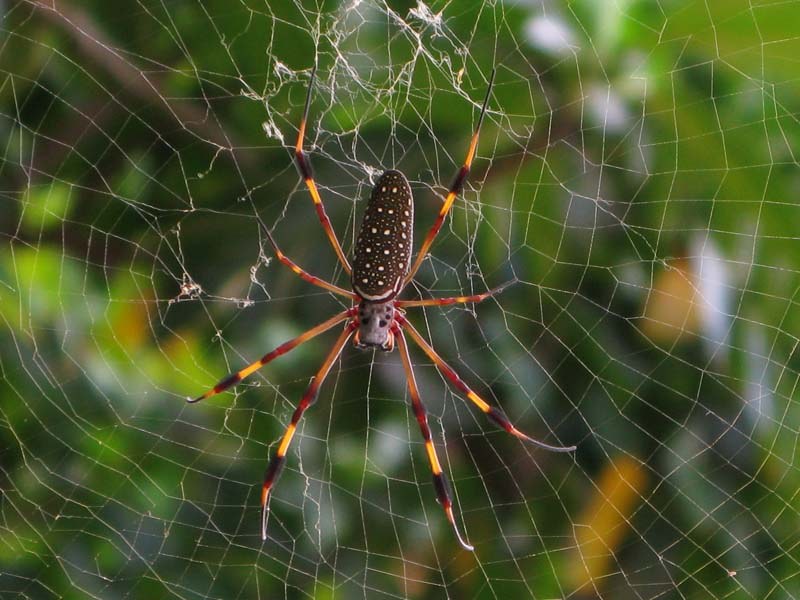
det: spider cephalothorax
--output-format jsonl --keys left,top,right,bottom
{"left": 191, "top": 67, "right": 575, "bottom": 551}
{"left": 354, "top": 300, "right": 396, "bottom": 350}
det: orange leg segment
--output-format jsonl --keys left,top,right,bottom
{"left": 398, "top": 316, "right": 576, "bottom": 453}
{"left": 396, "top": 278, "right": 517, "bottom": 308}
{"left": 396, "top": 328, "right": 474, "bottom": 551}
{"left": 261, "top": 226, "right": 355, "bottom": 299}
{"left": 405, "top": 69, "right": 496, "bottom": 284}
{"left": 190, "top": 309, "right": 355, "bottom": 403}
{"left": 260, "top": 321, "right": 356, "bottom": 540}
{"left": 294, "top": 66, "right": 352, "bottom": 275}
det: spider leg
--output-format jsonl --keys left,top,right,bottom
{"left": 261, "top": 226, "right": 356, "bottom": 299}
{"left": 190, "top": 308, "right": 355, "bottom": 403}
{"left": 398, "top": 316, "right": 576, "bottom": 453}
{"left": 396, "top": 328, "right": 474, "bottom": 551}
{"left": 396, "top": 277, "right": 517, "bottom": 308}
{"left": 294, "top": 65, "right": 352, "bottom": 275}
{"left": 405, "top": 69, "right": 495, "bottom": 285}
{"left": 261, "top": 321, "right": 356, "bottom": 540}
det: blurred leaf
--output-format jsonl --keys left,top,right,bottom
{"left": 641, "top": 257, "right": 700, "bottom": 346}
{"left": 20, "top": 183, "right": 72, "bottom": 234}
{"left": 568, "top": 455, "right": 648, "bottom": 592}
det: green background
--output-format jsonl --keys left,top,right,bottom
{"left": 1, "top": 1, "right": 799, "bottom": 598}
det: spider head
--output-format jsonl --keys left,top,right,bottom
{"left": 354, "top": 301, "right": 395, "bottom": 352}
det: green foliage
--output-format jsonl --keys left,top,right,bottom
{"left": 2, "top": 1, "right": 799, "bottom": 598}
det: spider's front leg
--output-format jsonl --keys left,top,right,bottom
{"left": 293, "top": 65, "right": 351, "bottom": 275}
{"left": 405, "top": 69, "right": 495, "bottom": 285}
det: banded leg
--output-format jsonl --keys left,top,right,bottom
{"left": 294, "top": 66, "right": 352, "bottom": 274}
{"left": 261, "top": 322, "right": 356, "bottom": 540}
{"left": 190, "top": 309, "right": 355, "bottom": 403}
{"left": 396, "top": 328, "right": 473, "bottom": 551}
{"left": 398, "top": 316, "right": 576, "bottom": 453}
{"left": 262, "top": 226, "right": 355, "bottom": 299}
{"left": 396, "top": 278, "right": 516, "bottom": 308}
{"left": 405, "top": 69, "right": 495, "bottom": 285}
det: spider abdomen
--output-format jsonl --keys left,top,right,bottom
{"left": 351, "top": 170, "right": 413, "bottom": 302}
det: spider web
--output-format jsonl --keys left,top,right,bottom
{"left": 2, "top": 1, "right": 799, "bottom": 598}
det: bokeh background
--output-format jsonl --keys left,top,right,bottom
{"left": 2, "top": 1, "right": 799, "bottom": 598}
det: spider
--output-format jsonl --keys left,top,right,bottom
{"left": 191, "top": 67, "right": 576, "bottom": 551}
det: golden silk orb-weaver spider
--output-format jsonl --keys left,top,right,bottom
{"left": 190, "top": 67, "right": 576, "bottom": 551}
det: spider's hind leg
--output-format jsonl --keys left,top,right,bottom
{"left": 260, "top": 321, "right": 356, "bottom": 541}
{"left": 396, "top": 327, "right": 474, "bottom": 551}
{"left": 399, "top": 316, "right": 576, "bottom": 453}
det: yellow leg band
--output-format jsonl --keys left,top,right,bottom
{"left": 277, "top": 424, "right": 296, "bottom": 457}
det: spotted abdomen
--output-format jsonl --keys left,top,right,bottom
{"left": 351, "top": 170, "right": 414, "bottom": 301}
